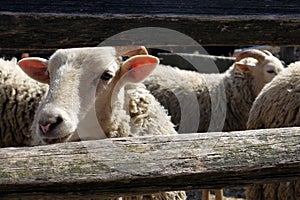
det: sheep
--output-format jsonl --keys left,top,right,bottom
{"left": 246, "top": 61, "right": 300, "bottom": 200}
{"left": 144, "top": 49, "right": 284, "bottom": 133}
{"left": 0, "top": 58, "right": 48, "bottom": 147}
{"left": 18, "top": 46, "right": 186, "bottom": 200}
{"left": 247, "top": 61, "right": 300, "bottom": 129}
{"left": 144, "top": 49, "right": 284, "bottom": 200}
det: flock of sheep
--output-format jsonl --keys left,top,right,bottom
{"left": 0, "top": 45, "right": 299, "bottom": 200}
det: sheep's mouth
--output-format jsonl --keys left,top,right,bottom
{"left": 43, "top": 134, "right": 71, "bottom": 144}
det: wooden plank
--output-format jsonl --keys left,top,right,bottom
{"left": 1, "top": 1, "right": 299, "bottom": 49}
{"left": 0, "top": 13, "right": 299, "bottom": 49}
{"left": 1, "top": 0, "right": 299, "bottom": 15}
{"left": 0, "top": 127, "right": 299, "bottom": 198}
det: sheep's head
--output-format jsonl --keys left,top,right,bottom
{"left": 234, "top": 49, "right": 284, "bottom": 96}
{"left": 18, "top": 46, "right": 159, "bottom": 144}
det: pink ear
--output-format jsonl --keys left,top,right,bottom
{"left": 18, "top": 57, "right": 50, "bottom": 84}
{"left": 121, "top": 55, "right": 159, "bottom": 83}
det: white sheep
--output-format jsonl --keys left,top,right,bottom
{"left": 0, "top": 58, "right": 48, "bottom": 147}
{"left": 144, "top": 49, "right": 284, "bottom": 200}
{"left": 144, "top": 49, "right": 284, "bottom": 133}
{"left": 18, "top": 46, "right": 186, "bottom": 200}
{"left": 246, "top": 61, "right": 300, "bottom": 200}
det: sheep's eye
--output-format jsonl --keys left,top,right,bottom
{"left": 101, "top": 71, "right": 113, "bottom": 81}
{"left": 122, "top": 56, "right": 130, "bottom": 61}
{"left": 267, "top": 69, "right": 275, "bottom": 74}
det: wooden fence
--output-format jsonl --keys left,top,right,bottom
{"left": 0, "top": 0, "right": 300, "bottom": 199}
{"left": 1, "top": 0, "right": 300, "bottom": 51}
{"left": 1, "top": 128, "right": 300, "bottom": 199}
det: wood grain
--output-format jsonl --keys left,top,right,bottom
{"left": 1, "top": 1, "right": 299, "bottom": 49}
{"left": 0, "top": 14, "right": 299, "bottom": 49}
{"left": 0, "top": 127, "right": 299, "bottom": 198}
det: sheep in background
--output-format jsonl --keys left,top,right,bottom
{"left": 0, "top": 58, "right": 48, "bottom": 147}
{"left": 247, "top": 61, "right": 300, "bottom": 129}
{"left": 144, "top": 49, "right": 284, "bottom": 133}
{"left": 18, "top": 46, "right": 186, "bottom": 200}
{"left": 246, "top": 61, "right": 300, "bottom": 200}
{"left": 144, "top": 49, "right": 284, "bottom": 200}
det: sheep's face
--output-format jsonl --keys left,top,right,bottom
{"left": 251, "top": 56, "right": 284, "bottom": 96}
{"left": 259, "top": 57, "right": 284, "bottom": 83}
{"left": 234, "top": 50, "right": 284, "bottom": 96}
{"left": 18, "top": 47, "right": 158, "bottom": 144}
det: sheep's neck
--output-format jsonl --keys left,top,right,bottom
{"left": 223, "top": 70, "right": 255, "bottom": 131}
{"left": 95, "top": 84, "right": 128, "bottom": 138}
{"left": 95, "top": 91, "right": 114, "bottom": 137}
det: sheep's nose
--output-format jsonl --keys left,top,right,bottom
{"left": 39, "top": 114, "right": 63, "bottom": 134}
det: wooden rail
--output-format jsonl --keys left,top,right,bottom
{"left": 0, "top": 0, "right": 299, "bottom": 50}
{"left": 0, "top": 1, "right": 300, "bottom": 199}
{"left": 0, "top": 127, "right": 299, "bottom": 199}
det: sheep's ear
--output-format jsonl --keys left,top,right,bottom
{"left": 120, "top": 55, "right": 159, "bottom": 83}
{"left": 234, "top": 62, "right": 254, "bottom": 73}
{"left": 18, "top": 57, "right": 50, "bottom": 84}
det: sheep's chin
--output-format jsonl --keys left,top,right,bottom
{"left": 42, "top": 134, "right": 74, "bottom": 144}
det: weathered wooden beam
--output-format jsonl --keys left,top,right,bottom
{"left": 1, "top": 0, "right": 299, "bottom": 16}
{"left": 0, "top": 13, "right": 299, "bottom": 50}
{"left": 1, "top": 1, "right": 299, "bottom": 49}
{"left": 0, "top": 127, "right": 300, "bottom": 199}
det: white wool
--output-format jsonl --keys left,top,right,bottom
{"left": 125, "top": 83, "right": 176, "bottom": 137}
{"left": 247, "top": 61, "right": 300, "bottom": 129}
{"left": 0, "top": 58, "right": 48, "bottom": 147}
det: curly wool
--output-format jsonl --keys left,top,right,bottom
{"left": 247, "top": 61, "right": 300, "bottom": 129}
{"left": 246, "top": 61, "right": 300, "bottom": 200}
{"left": 126, "top": 83, "right": 177, "bottom": 137}
{"left": 0, "top": 58, "right": 48, "bottom": 147}
{"left": 103, "top": 83, "right": 177, "bottom": 138}
{"left": 222, "top": 65, "right": 257, "bottom": 131}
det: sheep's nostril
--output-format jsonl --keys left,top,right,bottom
{"left": 49, "top": 115, "right": 63, "bottom": 130}
{"left": 56, "top": 116, "right": 63, "bottom": 125}
{"left": 39, "top": 115, "right": 64, "bottom": 134}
